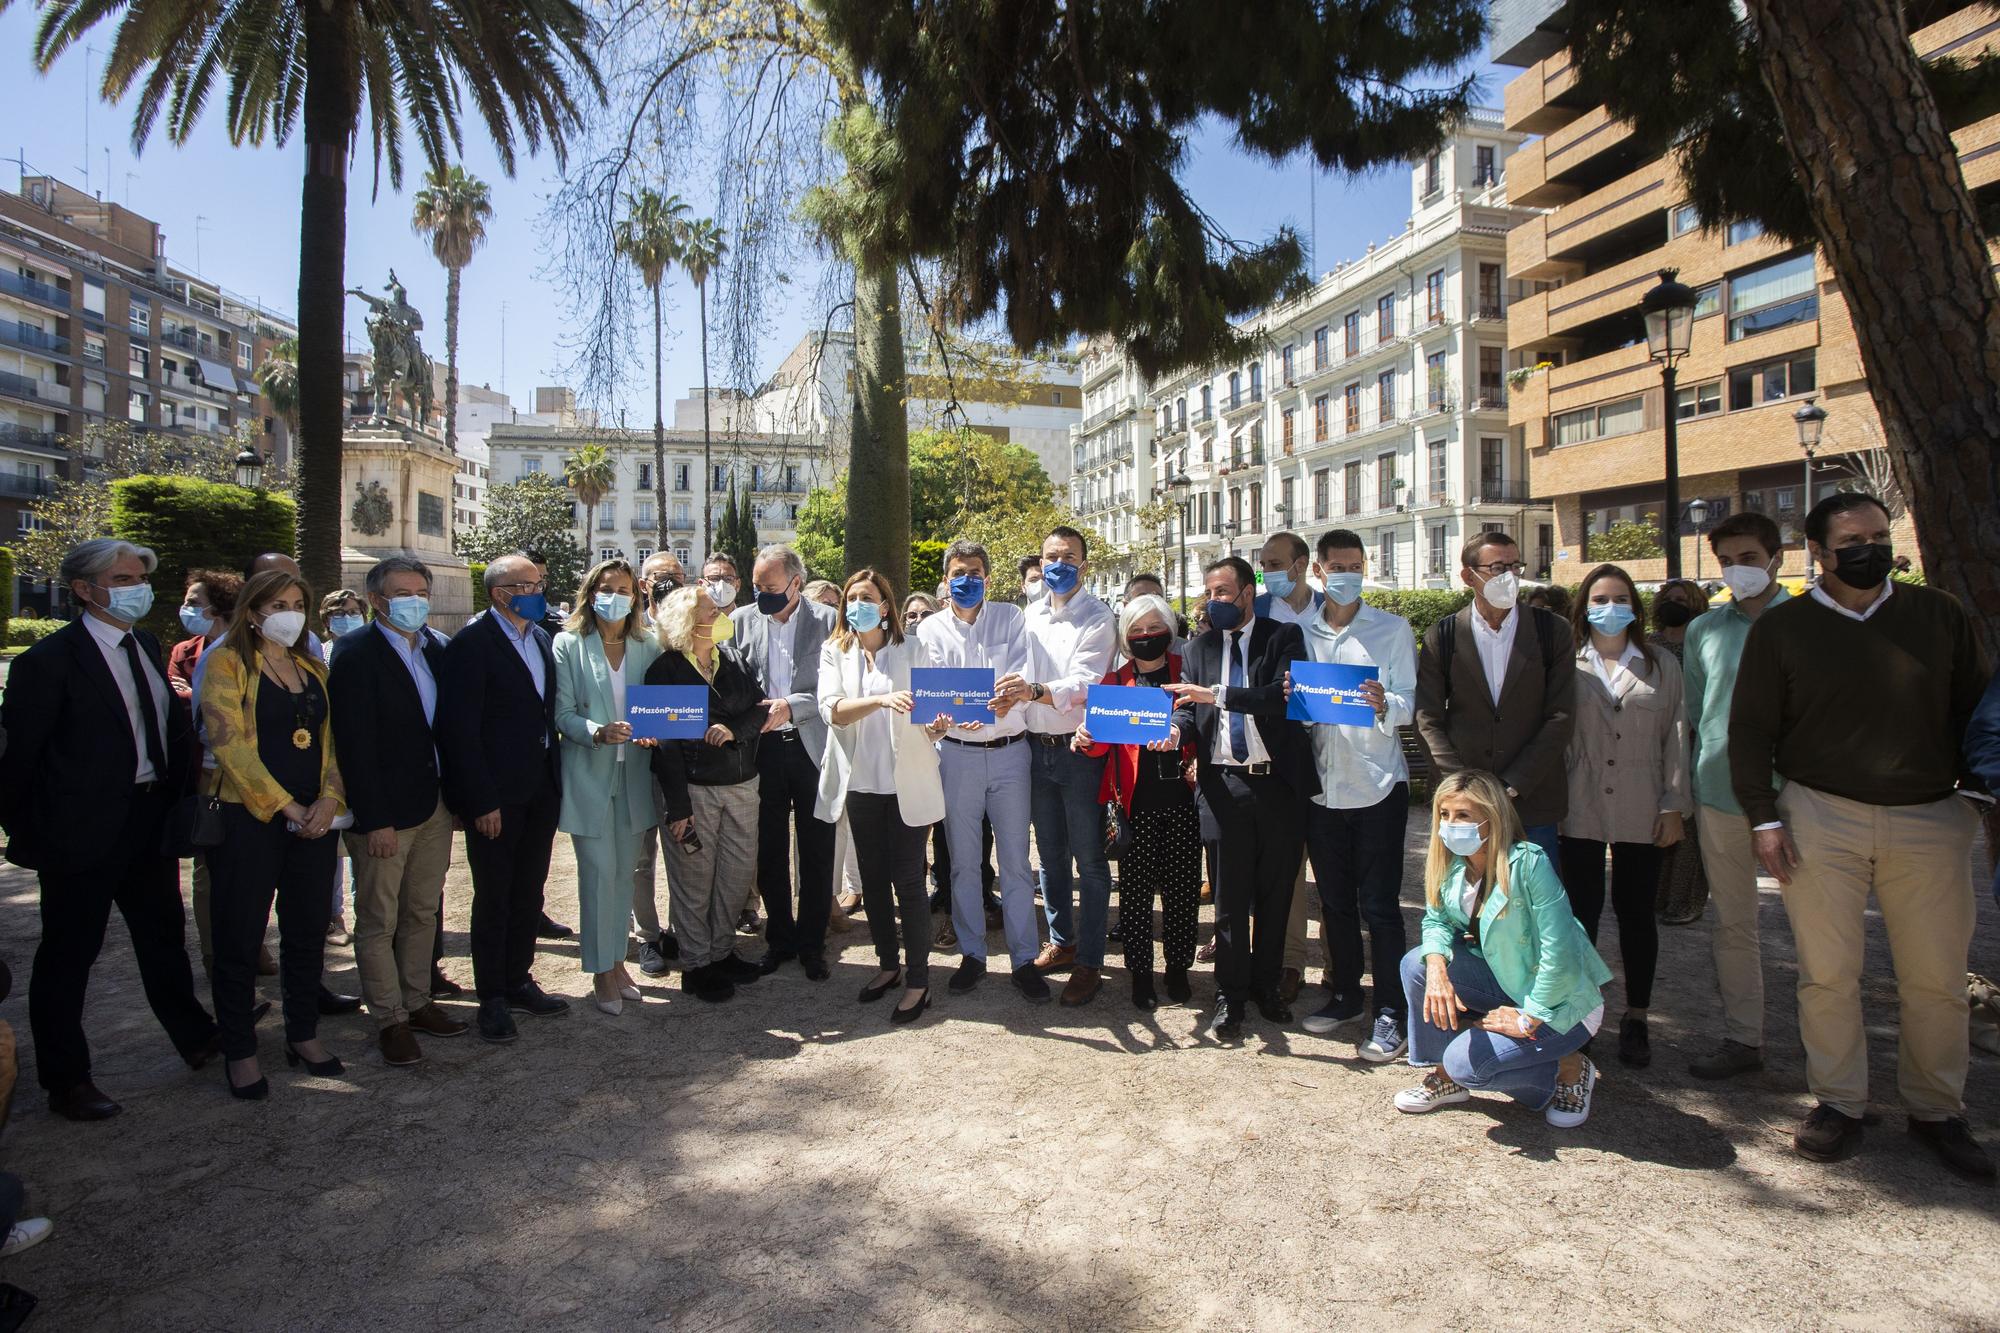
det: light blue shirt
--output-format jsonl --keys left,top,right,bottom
{"left": 1298, "top": 601, "right": 1414, "bottom": 808}
{"left": 376, "top": 620, "right": 438, "bottom": 725}
{"left": 496, "top": 611, "right": 549, "bottom": 699}
{"left": 1683, "top": 587, "right": 1791, "bottom": 815}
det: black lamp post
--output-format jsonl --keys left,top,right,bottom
{"left": 1687, "top": 496, "right": 1710, "bottom": 581}
{"left": 1641, "top": 268, "right": 1697, "bottom": 578}
{"left": 233, "top": 445, "right": 265, "bottom": 490}
{"left": 1167, "top": 468, "right": 1192, "bottom": 610}
{"left": 1793, "top": 395, "right": 1828, "bottom": 535}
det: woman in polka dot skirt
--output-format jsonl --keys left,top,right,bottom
{"left": 1072, "top": 594, "right": 1202, "bottom": 1009}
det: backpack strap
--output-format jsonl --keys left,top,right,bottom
{"left": 1437, "top": 605, "right": 1558, "bottom": 687}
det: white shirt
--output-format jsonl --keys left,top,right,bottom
{"left": 764, "top": 608, "right": 800, "bottom": 732}
{"left": 916, "top": 600, "right": 1029, "bottom": 739}
{"left": 1468, "top": 605, "right": 1519, "bottom": 706}
{"left": 83, "top": 612, "right": 172, "bottom": 783}
{"left": 1301, "top": 602, "right": 1414, "bottom": 809}
{"left": 1264, "top": 591, "right": 1317, "bottom": 626}
{"left": 1023, "top": 590, "right": 1115, "bottom": 735}
{"left": 610, "top": 649, "right": 631, "bottom": 764}
{"left": 1809, "top": 578, "right": 1893, "bottom": 622}
{"left": 851, "top": 660, "right": 899, "bottom": 794}
{"left": 1583, "top": 637, "right": 1645, "bottom": 695}
{"left": 1209, "top": 616, "right": 1273, "bottom": 767}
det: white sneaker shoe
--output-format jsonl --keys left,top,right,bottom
{"left": 1, "top": 1217, "right": 53, "bottom": 1257}
{"left": 1394, "top": 1070, "right": 1471, "bottom": 1114}
{"left": 1545, "top": 1056, "right": 1599, "bottom": 1129}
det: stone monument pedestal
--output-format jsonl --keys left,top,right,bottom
{"left": 340, "top": 419, "right": 475, "bottom": 632}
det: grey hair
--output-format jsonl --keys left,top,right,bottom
{"left": 1117, "top": 593, "right": 1175, "bottom": 649}
{"left": 756, "top": 543, "right": 804, "bottom": 584}
{"left": 365, "top": 555, "right": 432, "bottom": 597}
{"left": 483, "top": 556, "right": 530, "bottom": 591}
{"left": 60, "top": 538, "right": 157, "bottom": 587}
{"left": 942, "top": 539, "right": 989, "bottom": 576}
{"left": 651, "top": 584, "right": 704, "bottom": 652}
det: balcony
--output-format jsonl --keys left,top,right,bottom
{"left": 0, "top": 271, "right": 70, "bottom": 309}
{"left": 0, "top": 322, "right": 69, "bottom": 357}
{"left": 1407, "top": 489, "right": 1452, "bottom": 511}
{"left": 1471, "top": 480, "right": 1535, "bottom": 504}
{"left": 1472, "top": 385, "right": 1509, "bottom": 411}
{"left": 0, "top": 472, "right": 52, "bottom": 498}
{"left": 0, "top": 423, "right": 59, "bottom": 452}
{"left": 1190, "top": 407, "right": 1215, "bottom": 425}
{"left": 1221, "top": 387, "right": 1265, "bottom": 418}
{"left": 597, "top": 517, "right": 619, "bottom": 531}
{"left": 0, "top": 370, "right": 49, "bottom": 402}
{"left": 630, "top": 517, "right": 658, "bottom": 531}
{"left": 159, "top": 370, "right": 232, "bottom": 404}
{"left": 667, "top": 516, "right": 697, "bottom": 530}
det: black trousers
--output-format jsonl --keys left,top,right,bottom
{"left": 756, "top": 732, "right": 835, "bottom": 957}
{"left": 1304, "top": 784, "right": 1411, "bottom": 1017}
{"left": 29, "top": 786, "right": 214, "bottom": 1091}
{"left": 1200, "top": 768, "right": 1304, "bottom": 1002}
{"left": 207, "top": 802, "right": 338, "bottom": 1059}
{"left": 464, "top": 778, "right": 560, "bottom": 1000}
{"left": 847, "top": 792, "right": 932, "bottom": 986}
{"left": 1559, "top": 836, "right": 1662, "bottom": 1009}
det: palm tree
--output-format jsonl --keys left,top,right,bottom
{"left": 11, "top": 0, "right": 602, "bottom": 599}
{"left": 612, "top": 189, "right": 688, "bottom": 550}
{"left": 674, "top": 217, "right": 727, "bottom": 561}
{"left": 564, "top": 443, "right": 616, "bottom": 562}
{"left": 410, "top": 166, "right": 492, "bottom": 460}
{"left": 258, "top": 338, "right": 301, "bottom": 432}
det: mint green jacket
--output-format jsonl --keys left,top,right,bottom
{"left": 1683, "top": 588, "right": 1790, "bottom": 815}
{"left": 553, "top": 628, "right": 665, "bottom": 838}
{"left": 1419, "top": 841, "right": 1612, "bottom": 1032}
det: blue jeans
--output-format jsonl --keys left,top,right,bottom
{"left": 1523, "top": 823, "right": 1561, "bottom": 870}
{"left": 1399, "top": 945, "right": 1591, "bottom": 1109}
{"left": 937, "top": 738, "right": 1039, "bottom": 967}
{"left": 1032, "top": 740, "right": 1113, "bottom": 967}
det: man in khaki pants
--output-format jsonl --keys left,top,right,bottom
{"left": 1730, "top": 494, "right": 1992, "bottom": 1181}
{"left": 328, "top": 558, "right": 468, "bottom": 1066}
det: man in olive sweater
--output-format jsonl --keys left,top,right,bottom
{"left": 1729, "top": 493, "right": 1992, "bottom": 1181}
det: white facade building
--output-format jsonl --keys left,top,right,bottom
{"left": 1147, "top": 116, "right": 1555, "bottom": 597}
{"left": 1068, "top": 339, "right": 1156, "bottom": 599}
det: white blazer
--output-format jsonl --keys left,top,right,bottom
{"left": 814, "top": 636, "right": 946, "bottom": 827}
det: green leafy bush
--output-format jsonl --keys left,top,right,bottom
{"left": 909, "top": 541, "right": 946, "bottom": 598}
{"left": 5, "top": 617, "right": 63, "bottom": 648}
{"left": 109, "top": 475, "right": 298, "bottom": 641}
{"left": 468, "top": 561, "right": 490, "bottom": 615}
{"left": 1363, "top": 588, "right": 1473, "bottom": 642}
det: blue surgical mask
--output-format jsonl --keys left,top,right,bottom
{"left": 100, "top": 583, "right": 155, "bottom": 624}
{"left": 1206, "top": 598, "right": 1244, "bottom": 632}
{"left": 1324, "top": 573, "right": 1364, "bottom": 606}
{"left": 1262, "top": 569, "right": 1295, "bottom": 600}
{"left": 508, "top": 591, "right": 548, "bottom": 623}
{"left": 179, "top": 604, "right": 214, "bottom": 637}
{"left": 1439, "top": 820, "right": 1486, "bottom": 856}
{"left": 593, "top": 591, "right": 633, "bottom": 622}
{"left": 1040, "top": 561, "right": 1079, "bottom": 597}
{"left": 845, "top": 599, "right": 882, "bottom": 632}
{"left": 1587, "top": 602, "right": 1637, "bottom": 635}
{"left": 386, "top": 595, "right": 430, "bottom": 632}
{"left": 949, "top": 574, "right": 986, "bottom": 609}
{"left": 328, "top": 613, "right": 365, "bottom": 637}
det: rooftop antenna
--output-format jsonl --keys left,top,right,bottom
{"left": 82, "top": 45, "right": 93, "bottom": 195}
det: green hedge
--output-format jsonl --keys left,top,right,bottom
{"left": 110, "top": 475, "right": 297, "bottom": 641}
{"left": 910, "top": 541, "right": 946, "bottom": 598}
{"left": 1362, "top": 588, "right": 1473, "bottom": 642}
{"left": 468, "top": 562, "right": 490, "bottom": 615}
{"left": 5, "top": 617, "right": 62, "bottom": 648}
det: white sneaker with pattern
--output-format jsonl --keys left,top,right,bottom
{"left": 1545, "top": 1056, "right": 1599, "bottom": 1128}
{"left": 1394, "top": 1070, "right": 1471, "bottom": 1114}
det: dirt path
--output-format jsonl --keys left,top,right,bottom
{"left": 1, "top": 821, "right": 1996, "bottom": 1330}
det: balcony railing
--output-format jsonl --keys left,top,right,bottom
{"left": 668, "top": 516, "right": 697, "bottom": 530}
{"left": 1, "top": 322, "right": 69, "bottom": 356}
{"left": 630, "top": 517, "right": 658, "bottom": 531}
{"left": 0, "top": 370, "right": 46, "bottom": 401}
{"left": 0, "top": 423, "right": 58, "bottom": 450}
{"left": 1473, "top": 384, "right": 1508, "bottom": 409}
{"left": 0, "top": 472, "right": 53, "bottom": 498}
{"left": 0, "top": 271, "right": 70, "bottom": 308}
{"left": 597, "top": 517, "right": 619, "bottom": 531}
{"left": 1473, "top": 480, "right": 1534, "bottom": 503}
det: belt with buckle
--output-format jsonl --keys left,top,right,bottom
{"left": 1220, "top": 761, "right": 1275, "bottom": 776}
{"left": 943, "top": 732, "right": 1025, "bottom": 749}
{"left": 770, "top": 728, "right": 800, "bottom": 742}
{"left": 1030, "top": 732, "right": 1073, "bottom": 747}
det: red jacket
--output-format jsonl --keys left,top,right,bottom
{"left": 1085, "top": 654, "right": 1197, "bottom": 812}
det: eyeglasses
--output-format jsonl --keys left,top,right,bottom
{"left": 496, "top": 580, "right": 546, "bottom": 594}
{"left": 904, "top": 610, "right": 930, "bottom": 624}
{"left": 1469, "top": 561, "right": 1524, "bottom": 578}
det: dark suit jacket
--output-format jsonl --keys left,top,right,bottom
{"left": 1171, "top": 616, "right": 1317, "bottom": 798}
{"left": 1414, "top": 605, "right": 1576, "bottom": 827}
{"left": 329, "top": 622, "right": 450, "bottom": 834}
{"left": 0, "top": 618, "right": 192, "bottom": 872}
{"left": 646, "top": 643, "right": 769, "bottom": 823}
{"left": 435, "top": 609, "right": 560, "bottom": 818}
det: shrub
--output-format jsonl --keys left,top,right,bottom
{"left": 5, "top": 616, "right": 63, "bottom": 649}
{"left": 109, "top": 475, "right": 297, "bottom": 641}
{"left": 909, "top": 541, "right": 946, "bottom": 598}
{"left": 1586, "top": 519, "right": 1664, "bottom": 562}
{"left": 1363, "top": 587, "right": 1473, "bottom": 642}
{"left": 468, "top": 561, "right": 490, "bottom": 615}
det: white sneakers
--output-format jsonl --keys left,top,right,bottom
{"left": 1545, "top": 1056, "right": 1600, "bottom": 1129}
{"left": 1, "top": 1217, "right": 52, "bottom": 1258}
{"left": 1394, "top": 1071, "right": 1471, "bottom": 1113}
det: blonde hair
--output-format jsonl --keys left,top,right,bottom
{"left": 565, "top": 557, "right": 645, "bottom": 639}
{"left": 651, "top": 584, "right": 704, "bottom": 653}
{"left": 1422, "top": 770, "right": 1525, "bottom": 912}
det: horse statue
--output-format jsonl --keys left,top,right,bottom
{"left": 346, "top": 270, "right": 436, "bottom": 425}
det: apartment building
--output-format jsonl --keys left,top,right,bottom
{"left": 1492, "top": 4, "right": 2000, "bottom": 583}
{"left": 1069, "top": 338, "right": 1156, "bottom": 597}
{"left": 1146, "top": 118, "right": 1555, "bottom": 598}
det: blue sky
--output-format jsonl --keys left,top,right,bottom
{"left": 0, "top": 8, "right": 1495, "bottom": 420}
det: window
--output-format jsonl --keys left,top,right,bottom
{"left": 1376, "top": 452, "right": 1397, "bottom": 509}
{"left": 129, "top": 305, "right": 150, "bottom": 335}
{"left": 1199, "top": 385, "right": 1213, "bottom": 416}
{"left": 712, "top": 464, "right": 727, "bottom": 492}
{"left": 1669, "top": 203, "right": 1701, "bottom": 238}
{"left": 1313, "top": 395, "right": 1329, "bottom": 441}
{"left": 1281, "top": 409, "right": 1295, "bottom": 453}
{"left": 1051, "top": 390, "right": 1063, "bottom": 406}
{"left": 1675, "top": 381, "right": 1723, "bottom": 419}
{"left": 637, "top": 462, "right": 652, "bottom": 490}
{"left": 597, "top": 501, "right": 618, "bottom": 531}
{"left": 1280, "top": 477, "right": 1294, "bottom": 525}
{"left": 1480, "top": 438, "right": 1505, "bottom": 495}
{"left": 751, "top": 464, "right": 766, "bottom": 491}
{"left": 1313, "top": 469, "right": 1330, "bottom": 520}
{"left": 1425, "top": 269, "right": 1445, "bottom": 323}
{"left": 1343, "top": 460, "right": 1363, "bottom": 514}
{"left": 1343, "top": 311, "right": 1360, "bottom": 357}
{"left": 1477, "top": 264, "right": 1502, "bottom": 318}
{"left": 523, "top": 455, "right": 543, "bottom": 474}
{"left": 83, "top": 334, "right": 104, "bottom": 364}
{"left": 417, "top": 492, "right": 445, "bottom": 537}
{"left": 1281, "top": 345, "right": 1295, "bottom": 382}
{"left": 82, "top": 279, "right": 106, "bottom": 317}
{"left": 1427, "top": 435, "right": 1447, "bottom": 500}
{"left": 1728, "top": 353, "right": 1816, "bottom": 410}
{"left": 599, "top": 546, "right": 619, "bottom": 563}
{"left": 1175, "top": 396, "right": 1187, "bottom": 428}
{"left": 1728, "top": 251, "right": 1816, "bottom": 341}
{"left": 1725, "top": 218, "right": 1766, "bottom": 246}
{"left": 1693, "top": 282, "right": 1721, "bottom": 319}
{"left": 636, "top": 547, "right": 654, "bottom": 563}
{"left": 1227, "top": 371, "right": 1241, "bottom": 407}
{"left": 1474, "top": 144, "right": 1497, "bottom": 186}
{"left": 130, "top": 346, "right": 150, "bottom": 378}
{"left": 236, "top": 339, "right": 250, "bottom": 369}
{"left": 1425, "top": 351, "right": 1449, "bottom": 409}
{"left": 674, "top": 463, "right": 690, "bottom": 491}
{"left": 1248, "top": 364, "right": 1262, "bottom": 398}
{"left": 127, "top": 390, "right": 149, "bottom": 423}
{"left": 1377, "top": 293, "right": 1395, "bottom": 341}
{"left": 1423, "top": 152, "right": 1441, "bottom": 197}
{"left": 1378, "top": 530, "right": 1396, "bottom": 578}
{"left": 1377, "top": 370, "right": 1394, "bottom": 422}
{"left": 1313, "top": 326, "right": 1329, "bottom": 370}
{"left": 785, "top": 464, "right": 799, "bottom": 491}
{"left": 1429, "top": 525, "right": 1448, "bottom": 575}
{"left": 1247, "top": 482, "right": 1263, "bottom": 534}
{"left": 1552, "top": 394, "right": 1647, "bottom": 445}
{"left": 635, "top": 499, "right": 655, "bottom": 525}
{"left": 1478, "top": 347, "right": 1504, "bottom": 405}
{"left": 1343, "top": 383, "right": 1361, "bottom": 433}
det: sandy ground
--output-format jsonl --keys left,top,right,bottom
{"left": 1, "top": 816, "right": 1997, "bottom": 1332}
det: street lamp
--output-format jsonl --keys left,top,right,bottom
{"left": 1641, "top": 268, "right": 1697, "bottom": 578}
{"left": 1167, "top": 468, "right": 1192, "bottom": 610}
{"left": 1686, "top": 496, "right": 1710, "bottom": 581}
{"left": 1793, "top": 395, "right": 1828, "bottom": 539}
{"left": 233, "top": 445, "right": 265, "bottom": 490}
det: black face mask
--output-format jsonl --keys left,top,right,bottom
{"left": 1830, "top": 542, "right": 1894, "bottom": 591}
{"left": 1127, "top": 631, "right": 1172, "bottom": 661}
{"left": 1654, "top": 601, "right": 1693, "bottom": 629}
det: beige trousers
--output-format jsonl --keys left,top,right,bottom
{"left": 1283, "top": 862, "right": 1335, "bottom": 974}
{"left": 1777, "top": 784, "right": 1978, "bottom": 1119}
{"left": 1696, "top": 805, "right": 1765, "bottom": 1048}
{"left": 343, "top": 799, "right": 454, "bottom": 1029}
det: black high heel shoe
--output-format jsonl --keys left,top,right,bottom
{"left": 889, "top": 988, "right": 931, "bottom": 1025}
{"left": 284, "top": 1044, "right": 346, "bottom": 1077}
{"left": 858, "top": 969, "right": 903, "bottom": 1003}
{"left": 226, "top": 1064, "right": 268, "bottom": 1101}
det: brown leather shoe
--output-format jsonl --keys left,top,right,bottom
{"left": 379, "top": 1023, "right": 423, "bottom": 1066}
{"left": 1195, "top": 938, "right": 1217, "bottom": 963}
{"left": 1278, "top": 967, "right": 1303, "bottom": 1005}
{"left": 1033, "top": 942, "right": 1077, "bottom": 974}
{"left": 1060, "top": 965, "right": 1102, "bottom": 1007}
{"left": 49, "top": 1080, "right": 122, "bottom": 1121}
{"left": 408, "top": 1002, "right": 469, "bottom": 1038}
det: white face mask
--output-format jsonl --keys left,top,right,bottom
{"left": 1480, "top": 570, "right": 1519, "bottom": 610}
{"left": 258, "top": 609, "right": 307, "bottom": 647}
{"left": 1720, "top": 561, "right": 1773, "bottom": 601}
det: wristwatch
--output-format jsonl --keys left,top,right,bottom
{"left": 1030, "top": 682, "right": 1047, "bottom": 702}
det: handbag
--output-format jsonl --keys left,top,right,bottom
{"left": 163, "top": 782, "right": 225, "bottom": 857}
{"left": 1103, "top": 752, "right": 1134, "bottom": 861}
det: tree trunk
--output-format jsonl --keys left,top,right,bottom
{"left": 846, "top": 253, "right": 910, "bottom": 593}
{"left": 295, "top": 3, "right": 358, "bottom": 598}
{"left": 443, "top": 265, "right": 461, "bottom": 456}
{"left": 1747, "top": 0, "right": 2000, "bottom": 659}
{"left": 652, "top": 283, "right": 667, "bottom": 555}
{"left": 699, "top": 280, "right": 713, "bottom": 564}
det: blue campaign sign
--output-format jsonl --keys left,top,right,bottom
{"left": 627, "top": 685, "right": 710, "bottom": 739}
{"left": 1287, "top": 660, "right": 1379, "bottom": 726}
{"left": 1085, "top": 684, "right": 1173, "bottom": 745}
{"left": 911, "top": 667, "right": 997, "bottom": 725}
